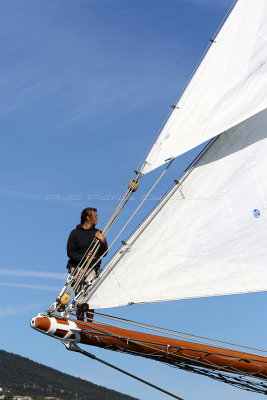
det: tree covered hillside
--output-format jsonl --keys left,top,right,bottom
{"left": 0, "top": 350, "right": 139, "bottom": 400}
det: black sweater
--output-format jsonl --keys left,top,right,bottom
{"left": 67, "top": 224, "right": 108, "bottom": 271}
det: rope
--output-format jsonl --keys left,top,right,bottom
{"left": 131, "top": 0, "right": 238, "bottom": 175}
{"left": 99, "top": 172, "right": 138, "bottom": 231}
{"left": 61, "top": 238, "right": 100, "bottom": 298}
{"left": 81, "top": 159, "right": 173, "bottom": 278}
{"left": 69, "top": 242, "right": 101, "bottom": 296}
{"left": 64, "top": 341, "right": 185, "bottom": 400}
{"left": 102, "top": 180, "right": 139, "bottom": 236}
{"left": 169, "top": 362, "right": 267, "bottom": 395}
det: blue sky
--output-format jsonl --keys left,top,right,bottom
{"left": 1, "top": 1, "right": 266, "bottom": 399}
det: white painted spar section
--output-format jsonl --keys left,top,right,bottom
{"left": 141, "top": 0, "right": 267, "bottom": 174}
{"left": 87, "top": 109, "right": 267, "bottom": 309}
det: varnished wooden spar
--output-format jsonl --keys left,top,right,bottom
{"left": 32, "top": 316, "right": 267, "bottom": 379}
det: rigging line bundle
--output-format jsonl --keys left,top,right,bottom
{"left": 101, "top": 177, "right": 140, "bottom": 237}
{"left": 69, "top": 242, "right": 100, "bottom": 296}
{"left": 169, "top": 362, "right": 267, "bottom": 395}
{"left": 99, "top": 171, "right": 138, "bottom": 230}
{"left": 57, "top": 238, "right": 100, "bottom": 305}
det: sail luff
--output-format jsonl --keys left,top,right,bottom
{"left": 141, "top": 0, "right": 267, "bottom": 174}
{"left": 139, "top": 1, "right": 238, "bottom": 176}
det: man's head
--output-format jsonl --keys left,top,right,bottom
{"left": 81, "top": 207, "right": 98, "bottom": 226}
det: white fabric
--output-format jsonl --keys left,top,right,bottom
{"left": 142, "top": 0, "right": 267, "bottom": 174}
{"left": 87, "top": 109, "right": 267, "bottom": 309}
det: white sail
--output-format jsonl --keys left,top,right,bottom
{"left": 141, "top": 0, "right": 267, "bottom": 174}
{"left": 87, "top": 109, "right": 267, "bottom": 309}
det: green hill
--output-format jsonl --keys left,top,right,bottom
{"left": 0, "top": 349, "right": 139, "bottom": 400}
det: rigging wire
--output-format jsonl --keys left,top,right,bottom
{"left": 69, "top": 242, "right": 101, "bottom": 296}
{"left": 92, "top": 0, "right": 238, "bottom": 239}
{"left": 99, "top": 172, "right": 138, "bottom": 231}
{"left": 166, "top": 362, "right": 267, "bottom": 395}
{"left": 122, "top": 0, "right": 238, "bottom": 176}
{"left": 64, "top": 341, "right": 185, "bottom": 400}
{"left": 93, "top": 312, "right": 267, "bottom": 355}
{"left": 60, "top": 313, "right": 267, "bottom": 373}
{"left": 77, "top": 159, "right": 174, "bottom": 283}
{"left": 57, "top": 313, "right": 267, "bottom": 395}
{"left": 67, "top": 313, "right": 267, "bottom": 368}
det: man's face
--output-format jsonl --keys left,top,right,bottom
{"left": 88, "top": 211, "right": 98, "bottom": 226}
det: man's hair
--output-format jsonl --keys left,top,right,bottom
{"left": 81, "top": 207, "right": 97, "bottom": 224}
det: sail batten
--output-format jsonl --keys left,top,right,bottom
{"left": 86, "top": 109, "right": 267, "bottom": 309}
{"left": 141, "top": 0, "right": 267, "bottom": 174}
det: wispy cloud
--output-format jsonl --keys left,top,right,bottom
{"left": 0, "top": 1, "right": 184, "bottom": 130}
{"left": 0, "top": 268, "right": 66, "bottom": 280}
{"left": 0, "top": 303, "right": 44, "bottom": 318}
{"left": 0, "top": 282, "right": 60, "bottom": 291}
{"left": 0, "top": 189, "right": 44, "bottom": 201}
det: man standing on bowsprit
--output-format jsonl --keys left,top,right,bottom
{"left": 67, "top": 207, "right": 108, "bottom": 321}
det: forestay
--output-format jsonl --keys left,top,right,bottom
{"left": 86, "top": 109, "right": 267, "bottom": 309}
{"left": 141, "top": 0, "right": 267, "bottom": 174}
